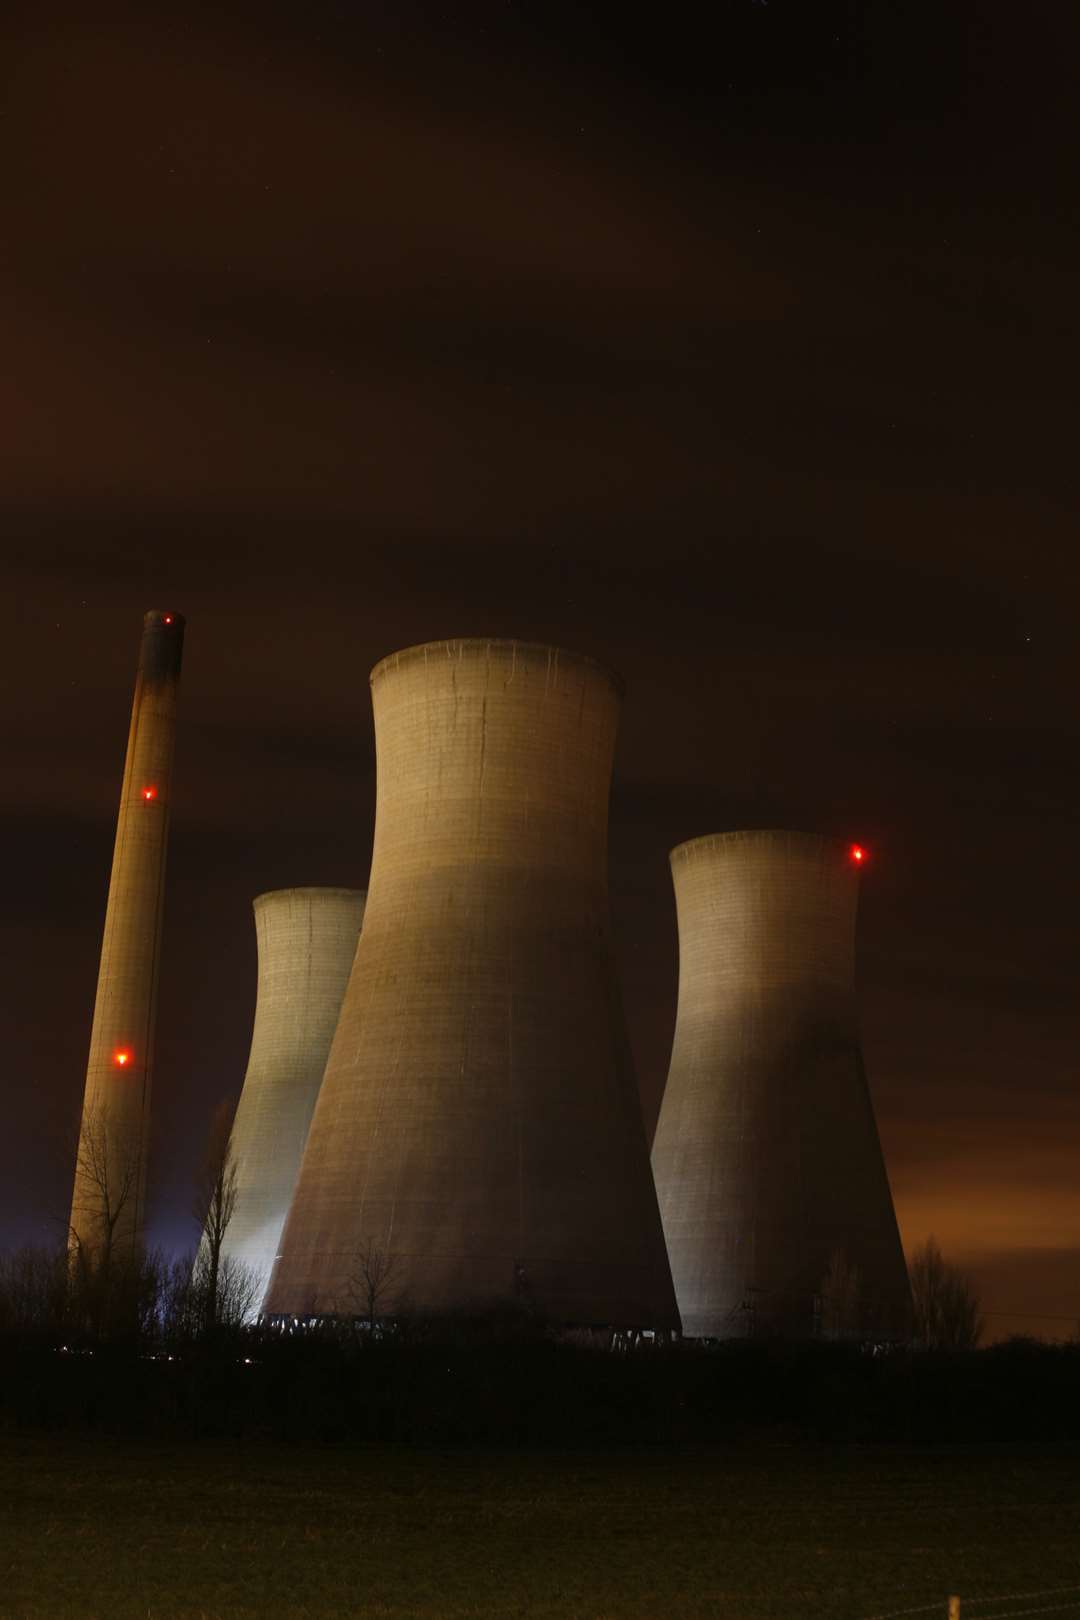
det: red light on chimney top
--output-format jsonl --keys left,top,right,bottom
{"left": 142, "top": 786, "right": 158, "bottom": 802}
{"left": 163, "top": 614, "right": 173, "bottom": 624}
{"left": 849, "top": 844, "right": 866, "bottom": 864}
{"left": 114, "top": 1049, "right": 131, "bottom": 1068}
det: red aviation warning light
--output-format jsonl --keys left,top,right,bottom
{"left": 849, "top": 843, "right": 867, "bottom": 865}
{"left": 163, "top": 614, "right": 173, "bottom": 625}
{"left": 113, "top": 1048, "right": 132, "bottom": 1068}
{"left": 142, "top": 786, "right": 158, "bottom": 802}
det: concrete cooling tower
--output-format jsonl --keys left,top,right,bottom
{"left": 266, "top": 638, "right": 679, "bottom": 1330}
{"left": 650, "top": 831, "right": 910, "bottom": 1339}
{"left": 221, "top": 887, "right": 366, "bottom": 1309}
{"left": 70, "top": 610, "right": 185, "bottom": 1264}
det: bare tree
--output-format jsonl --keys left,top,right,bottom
{"left": 343, "top": 1236, "right": 402, "bottom": 1331}
{"left": 0, "top": 1245, "right": 70, "bottom": 1340}
{"left": 69, "top": 1100, "right": 141, "bottom": 1273}
{"left": 216, "top": 1252, "right": 263, "bottom": 1328}
{"left": 159, "top": 1250, "right": 204, "bottom": 1346}
{"left": 819, "top": 1248, "right": 862, "bottom": 1341}
{"left": 909, "top": 1236, "right": 983, "bottom": 1350}
{"left": 68, "top": 1101, "right": 144, "bottom": 1337}
{"left": 192, "top": 1099, "right": 239, "bottom": 1333}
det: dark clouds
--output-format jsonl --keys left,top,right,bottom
{"left": 2, "top": 2, "right": 1077, "bottom": 1335}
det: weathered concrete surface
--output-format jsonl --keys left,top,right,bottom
{"left": 222, "top": 887, "right": 366, "bottom": 1309}
{"left": 651, "top": 831, "right": 910, "bottom": 1338}
{"left": 266, "top": 638, "right": 678, "bottom": 1329}
{"left": 70, "top": 610, "right": 185, "bottom": 1264}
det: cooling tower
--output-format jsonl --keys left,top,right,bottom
{"left": 650, "top": 831, "right": 910, "bottom": 1339}
{"left": 221, "top": 886, "right": 366, "bottom": 1308}
{"left": 70, "top": 610, "right": 185, "bottom": 1264}
{"left": 265, "top": 638, "right": 678, "bottom": 1329}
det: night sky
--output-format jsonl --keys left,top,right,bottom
{"left": 5, "top": 2, "right": 1077, "bottom": 1340}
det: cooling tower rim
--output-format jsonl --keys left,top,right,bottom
{"left": 670, "top": 829, "right": 852, "bottom": 865}
{"left": 369, "top": 637, "right": 625, "bottom": 696}
{"left": 252, "top": 886, "right": 368, "bottom": 912}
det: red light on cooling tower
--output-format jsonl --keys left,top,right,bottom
{"left": 142, "top": 786, "right": 158, "bottom": 802}
{"left": 849, "top": 844, "right": 866, "bottom": 865}
{"left": 163, "top": 614, "right": 173, "bottom": 625}
{"left": 114, "top": 1049, "right": 132, "bottom": 1068}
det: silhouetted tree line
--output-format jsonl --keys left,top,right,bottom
{"left": 0, "top": 1241, "right": 257, "bottom": 1354}
{"left": 51, "top": 1095, "right": 261, "bottom": 1348}
{"left": 5, "top": 1086, "right": 1028, "bottom": 1447}
{"left": 0, "top": 1241, "right": 1075, "bottom": 1447}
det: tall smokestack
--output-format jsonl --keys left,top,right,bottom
{"left": 650, "top": 831, "right": 910, "bottom": 1338}
{"left": 266, "top": 638, "right": 678, "bottom": 1329}
{"left": 221, "top": 886, "right": 367, "bottom": 1311}
{"left": 70, "top": 609, "right": 185, "bottom": 1264}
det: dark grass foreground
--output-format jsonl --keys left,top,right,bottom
{"left": 4, "top": 1437, "right": 1080, "bottom": 1619}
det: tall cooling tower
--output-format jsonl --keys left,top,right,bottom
{"left": 70, "top": 609, "right": 185, "bottom": 1263}
{"left": 222, "top": 886, "right": 366, "bottom": 1307}
{"left": 266, "top": 638, "right": 678, "bottom": 1329}
{"left": 650, "top": 830, "right": 910, "bottom": 1338}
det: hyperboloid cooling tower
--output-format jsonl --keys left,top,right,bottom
{"left": 70, "top": 610, "right": 185, "bottom": 1264}
{"left": 221, "top": 887, "right": 366, "bottom": 1308}
{"left": 650, "top": 831, "right": 910, "bottom": 1339}
{"left": 265, "top": 638, "right": 679, "bottom": 1329}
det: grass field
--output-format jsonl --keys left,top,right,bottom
{"left": 4, "top": 1437, "right": 1080, "bottom": 1619}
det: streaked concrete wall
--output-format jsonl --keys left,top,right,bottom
{"left": 266, "top": 638, "right": 678, "bottom": 1329}
{"left": 222, "top": 887, "right": 366, "bottom": 1310}
{"left": 70, "top": 610, "right": 185, "bottom": 1262}
{"left": 651, "top": 830, "right": 910, "bottom": 1338}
